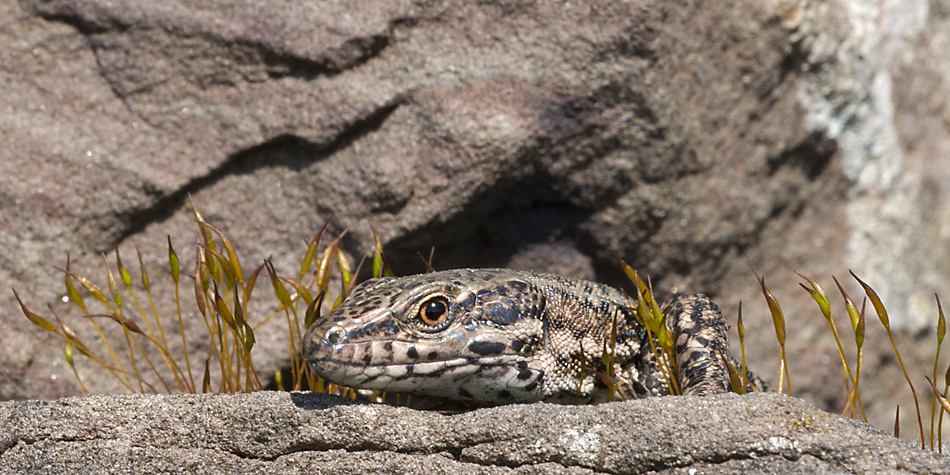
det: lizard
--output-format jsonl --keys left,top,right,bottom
{"left": 303, "top": 268, "right": 762, "bottom": 405}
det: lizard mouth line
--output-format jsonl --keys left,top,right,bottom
{"left": 308, "top": 354, "right": 517, "bottom": 369}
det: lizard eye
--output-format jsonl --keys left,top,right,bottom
{"left": 417, "top": 296, "right": 450, "bottom": 328}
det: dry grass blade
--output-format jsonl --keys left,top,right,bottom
{"left": 192, "top": 250, "right": 208, "bottom": 319}
{"left": 189, "top": 196, "right": 216, "bottom": 251}
{"left": 927, "top": 373, "right": 949, "bottom": 455}
{"left": 204, "top": 222, "right": 244, "bottom": 286}
{"left": 926, "top": 376, "right": 950, "bottom": 423}
{"left": 50, "top": 308, "right": 94, "bottom": 360}
{"left": 114, "top": 246, "right": 132, "bottom": 289}
{"left": 314, "top": 232, "right": 345, "bottom": 293}
{"left": 930, "top": 295, "right": 946, "bottom": 450}
{"left": 265, "top": 259, "right": 302, "bottom": 389}
{"left": 737, "top": 303, "right": 751, "bottom": 392}
{"left": 332, "top": 257, "right": 366, "bottom": 311}
{"left": 574, "top": 341, "right": 587, "bottom": 405}
{"left": 243, "top": 263, "right": 265, "bottom": 311}
{"left": 101, "top": 254, "right": 124, "bottom": 310}
{"left": 940, "top": 364, "right": 950, "bottom": 452}
{"left": 600, "top": 311, "right": 622, "bottom": 402}
{"left": 417, "top": 247, "right": 436, "bottom": 273}
{"left": 202, "top": 245, "right": 239, "bottom": 291}
{"left": 119, "top": 246, "right": 185, "bottom": 392}
{"left": 14, "top": 288, "right": 60, "bottom": 335}
{"left": 369, "top": 223, "right": 393, "bottom": 278}
{"left": 628, "top": 271, "right": 677, "bottom": 395}
{"left": 202, "top": 358, "right": 212, "bottom": 393}
{"left": 212, "top": 282, "right": 236, "bottom": 332}
{"left": 48, "top": 305, "right": 135, "bottom": 392}
{"left": 62, "top": 259, "right": 134, "bottom": 390}
{"left": 723, "top": 350, "right": 745, "bottom": 394}
{"left": 87, "top": 313, "right": 145, "bottom": 335}
{"left": 265, "top": 260, "right": 293, "bottom": 308}
{"left": 299, "top": 218, "right": 330, "bottom": 281}
{"left": 168, "top": 236, "right": 181, "bottom": 284}
{"left": 61, "top": 269, "right": 114, "bottom": 311}
{"left": 797, "top": 271, "right": 859, "bottom": 416}
{"left": 63, "top": 342, "right": 89, "bottom": 393}
{"left": 280, "top": 276, "right": 314, "bottom": 307}
{"left": 895, "top": 405, "right": 901, "bottom": 439}
{"left": 754, "top": 269, "right": 792, "bottom": 396}
{"left": 337, "top": 247, "right": 353, "bottom": 289}
{"left": 832, "top": 276, "right": 868, "bottom": 420}
{"left": 851, "top": 270, "right": 925, "bottom": 449}
{"left": 305, "top": 290, "right": 327, "bottom": 329}
{"left": 64, "top": 260, "right": 87, "bottom": 312}
{"left": 168, "top": 237, "right": 195, "bottom": 392}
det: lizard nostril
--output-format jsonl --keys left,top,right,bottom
{"left": 325, "top": 326, "right": 346, "bottom": 345}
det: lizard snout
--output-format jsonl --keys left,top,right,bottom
{"left": 302, "top": 320, "right": 347, "bottom": 364}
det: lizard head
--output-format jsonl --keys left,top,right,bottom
{"left": 303, "top": 268, "right": 548, "bottom": 404}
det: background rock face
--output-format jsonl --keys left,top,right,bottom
{"left": 1, "top": 0, "right": 950, "bottom": 440}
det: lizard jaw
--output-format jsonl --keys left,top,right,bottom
{"left": 306, "top": 354, "right": 546, "bottom": 404}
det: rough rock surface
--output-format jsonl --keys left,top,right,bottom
{"left": 0, "top": 391, "right": 947, "bottom": 474}
{"left": 2, "top": 0, "right": 950, "bottom": 442}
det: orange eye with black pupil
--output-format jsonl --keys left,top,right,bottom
{"left": 419, "top": 297, "right": 449, "bottom": 326}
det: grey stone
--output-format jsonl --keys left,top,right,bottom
{"left": 1, "top": 391, "right": 948, "bottom": 474}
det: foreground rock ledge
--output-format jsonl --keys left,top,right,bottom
{"left": 0, "top": 391, "right": 945, "bottom": 474}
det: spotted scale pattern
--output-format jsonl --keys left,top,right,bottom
{"left": 303, "top": 268, "right": 753, "bottom": 405}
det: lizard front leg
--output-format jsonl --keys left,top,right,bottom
{"left": 664, "top": 294, "right": 733, "bottom": 396}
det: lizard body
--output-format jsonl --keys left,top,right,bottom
{"left": 303, "top": 268, "right": 758, "bottom": 405}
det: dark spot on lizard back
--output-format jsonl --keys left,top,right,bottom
{"left": 517, "top": 370, "right": 532, "bottom": 380}
{"left": 508, "top": 280, "right": 527, "bottom": 291}
{"left": 499, "top": 390, "right": 513, "bottom": 399}
{"left": 510, "top": 340, "right": 524, "bottom": 352}
{"left": 460, "top": 293, "right": 476, "bottom": 311}
{"left": 378, "top": 320, "right": 398, "bottom": 335}
{"left": 407, "top": 347, "right": 419, "bottom": 359}
{"left": 486, "top": 304, "right": 521, "bottom": 325}
{"left": 468, "top": 341, "right": 506, "bottom": 356}
{"left": 516, "top": 361, "right": 528, "bottom": 370}
{"left": 525, "top": 381, "right": 539, "bottom": 391}
{"left": 427, "top": 351, "right": 439, "bottom": 360}
{"left": 383, "top": 342, "right": 393, "bottom": 351}
{"left": 495, "top": 286, "right": 508, "bottom": 297}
